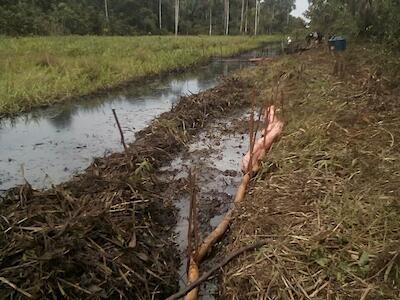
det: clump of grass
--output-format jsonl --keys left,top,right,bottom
{"left": 35, "top": 52, "right": 60, "bottom": 68}
{"left": 0, "top": 35, "right": 282, "bottom": 115}
{"left": 221, "top": 46, "right": 400, "bottom": 299}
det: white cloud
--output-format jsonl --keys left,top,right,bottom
{"left": 291, "top": 0, "right": 309, "bottom": 20}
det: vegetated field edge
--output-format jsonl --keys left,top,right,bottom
{"left": 0, "top": 35, "right": 282, "bottom": 116}
{"left": 221, "top": 44, "right": 400, "bottom": 298}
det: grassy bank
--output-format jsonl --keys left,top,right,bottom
{"left": 0, "top": 35, "right": 281, "bottom": 115}
{"left": 221, "top": 46, "right": 400, "bottom": 298}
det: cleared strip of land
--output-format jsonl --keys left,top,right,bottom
{"left": 0, "top": 35, "right": 281, "bottom": 115}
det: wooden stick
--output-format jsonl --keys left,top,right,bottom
{"left": 166, "top": 242, "right": 266, "bottom": 300}
{"left": 196, "top": 172, "right": 250, "bottom": 263}
{"left": 187, "top": 171, "right": 194, "bottom": 274}
{"left": 184, "top": 171, "right": 200, "bottom": 300}
{"left": 184, "top": 258, "right": 200, "bottom": 300}
{"left": 181, "top": 101, "right": 283, "bottom": 299}
{"left": 195, "top": 210, "right": 234, "bottom": 263}
{"left": 247, "top": 103, "right": 264, "bottom": 174}
{"left": 253, "top": 105, "right": 265, "bottom": 144}
{"left": 0, "top": 277, "right": 33, "bottom": 299}
{"left": 247, "top": 106, "right": 255, "bottom": 174}
{"left": 187, "top": 170, "right": 199, "bottom": 273}
{"left": 263, "top": 107, "right": 270, "bottom": 148}
{"left": 233, "top": 173, "right": 250, "bottom": 204}
{"left": 112, "top": 109, "right": 128, "bottom": 152}
{"left": 191, "top": 172, "right": 200, "bottom": 250}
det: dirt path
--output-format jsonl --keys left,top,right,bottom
{"left": 220, "top": 46, "right": 400, "bottom": 299}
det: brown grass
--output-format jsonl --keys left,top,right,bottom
{"left": 221, "top": 45, "right": 400, "bottom": 299}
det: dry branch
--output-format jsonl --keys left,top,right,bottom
{"left": 112, "top": 108, "right": 128, "bottom": 152}
{"left": 241, "top": 105, "right": 283, "bottom": 173}
{"left": 166, "top": 242, "right": 266, "bottom": 300}
{"left": 0, "top": 277, "right": 32, "bottom": 299}
{"left": 181, "top": 102, "right": 284, "bottom": 300}
{"left": 184, "top": 258, "right": 200, "bottom": 300}
{"left": 185, "top": 171, "right": 200, "bottom": 300}
{"left": 195, "top": 172, "right": 250, "bottom": 264}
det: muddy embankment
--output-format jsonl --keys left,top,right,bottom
{"left": 0, "top": 77, "right": 252, "bottom": 299}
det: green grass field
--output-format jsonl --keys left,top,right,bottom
{"left": 0, "top": 35, "right": 282, "bottom": 115}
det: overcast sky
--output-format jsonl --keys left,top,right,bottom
{"left": 291, "top": 0, "right": 309, "bottom": 19}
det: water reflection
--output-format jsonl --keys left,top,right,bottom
{"left": 48, "top": 107, "right": 74, "bottom": 129}
{"left": 0, "top": 43, "right": 282, "bottom": 191}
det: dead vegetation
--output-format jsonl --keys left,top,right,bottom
{"left": 221, "top": 46, "right": 400, "bottom": 299}
{"left": 0, "top": 77, "right": 251, "bottom": 299}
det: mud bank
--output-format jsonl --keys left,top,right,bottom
{"left": 0, "top": 77, "right": 252, "bottom": 299}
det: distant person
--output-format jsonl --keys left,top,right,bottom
{"left": 306, "top": 32, "right": 314, "bottom": 45}
{"left": 328, "top": 34, "right": 336, "bottom": 51}
{"left": 316, "top": 32, "right": 323, "bottom": 43}
{"left": 306, "top": 32, "right": 323, "bottom": 46}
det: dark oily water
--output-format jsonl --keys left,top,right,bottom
{"left": 0, "top": 43, "right": 282, "bottom": 191}
{"left": 160, "top": 111, "right": 251, "bottom": 299}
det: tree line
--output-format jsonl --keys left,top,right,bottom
{"left": 307, "top": 0, "right": 400, "bottom": 47}
{"left": 0, "top": 0, "right": 302, "bottom": 36}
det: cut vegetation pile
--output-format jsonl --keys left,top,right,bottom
{"left": 0, "top": 77, "right": 251, "bottom": 299}
{"left": 221, "top": 46, "right": 400, "bottom": 298}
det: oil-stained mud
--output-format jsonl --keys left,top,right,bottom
{"left": 159, "top": 111, "right": 251, "bottom": 299}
